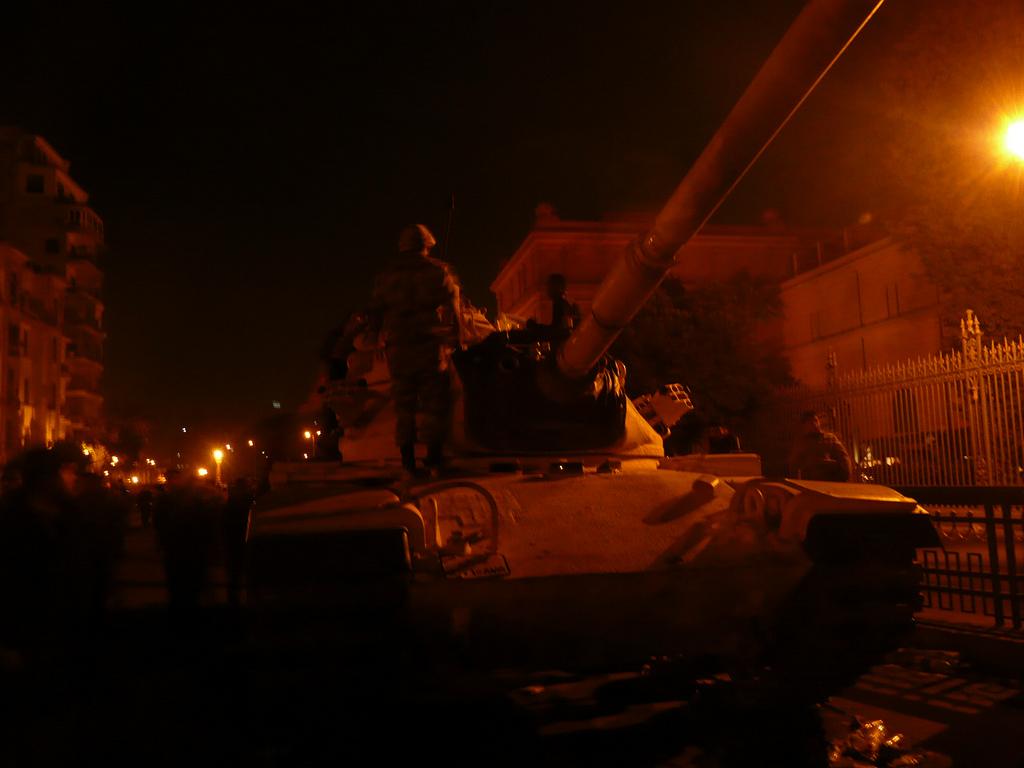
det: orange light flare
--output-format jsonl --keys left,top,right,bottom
{"left": 1005, "top": 119, "right": 1024, "bottom": 161}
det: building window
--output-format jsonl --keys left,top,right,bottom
{"left": 25, "top": 174, "right": 44, "bottom": 194}
{"left": 810, "top": 311, "right": 823, "bottom": 341}
{"left": 885, "top": 282, "right": 901, "bottom": 318}
{"left": 45, "top": 238, "right": 60, "bottom": 254}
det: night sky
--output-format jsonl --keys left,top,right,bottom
{"left": 2, "top": 1, "right": 919, "bottom": 451}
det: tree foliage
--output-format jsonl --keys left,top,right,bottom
{"left": 611, "top": 272, "right": 792, "bottom": 431}
{"left": 878, "top": 0, "right": 1024, "bottom": 343}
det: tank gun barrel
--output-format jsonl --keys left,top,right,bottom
{"left": 557, "top": 0, "right": 885, "bottom": 379}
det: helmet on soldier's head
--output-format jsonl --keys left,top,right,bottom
{"left": 397, "top": 224, "right": 437, "bottom": 254}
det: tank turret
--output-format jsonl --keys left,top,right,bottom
{"left": 331, "top": 0, "right": 891, "bottom": 466}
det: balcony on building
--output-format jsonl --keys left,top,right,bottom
{"left": 67, "top": 339, "right": 102, "bottom": 365}
{"left": 23, "top": 295, "right": 60, "bottom": 326}
{"left": 62, "top": 204, "right": 104, "bottom": 237}
{"left": 67, "top": 245, "right": 103, "bottom": 264}
{"left": 64, "top": 304, "right": 102, "bottom": 333}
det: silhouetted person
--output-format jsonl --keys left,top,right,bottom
{"left": 0, "top": 448, "right": 73, "bottom": 656}
{"left": 663, "top": 409, "right": 709, "bottom": 456}
{"left": 0, "top": 442, "right": 120, "bottom": 658}
{"left": 366, "top": 224, "right": 459, "bottom": 476}
{"left": 527, "top": 273, "right": 580, "bottom": 341}
{"left": 223, "top": 477, "right": 255, "bottom": 607}
{"left": 154, "top": 469, "right": 225, "bottom": 627}
{"left": 72, "top": 468, "right": 130, "bottom": 640}
{"left": 788, "top": 410, "right": 852, "bottom": 481}
{"left": 314, "top": 313, "right": 366, "bottom": 461}
{"left": 137, "top": 488, "right": 155, "bottom": 528}
{"left": 706, "top": 425, "right": 741, "bottom": 453}
{"left": 546, "top": 273, "right": 579, "bottom": 333}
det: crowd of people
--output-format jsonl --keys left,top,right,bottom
{"left": 0, "top": 442, "right": 257, "bottom": 669}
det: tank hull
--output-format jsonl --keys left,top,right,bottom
{"left": 248, "top": 466, "right": 934, "bottom": 685}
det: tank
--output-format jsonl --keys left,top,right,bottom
{"left": 247, "top": 0, "right": 937, "bottom": 697}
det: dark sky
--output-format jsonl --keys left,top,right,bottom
{"left": 1, "top": 0, "right": 917, "bottom": 450}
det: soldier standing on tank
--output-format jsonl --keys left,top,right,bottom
{"left": 366, "top": 224, "right": 460, "bottom": 477}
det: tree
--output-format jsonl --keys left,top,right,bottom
{"left": 611, "top": 272, "right": 793, "bottom": 432}
{"left": 877, "top": 0, "right": 1024, "bottom": 343}
{"left": 108, "top": 419, "right": 151, "bottom": 466}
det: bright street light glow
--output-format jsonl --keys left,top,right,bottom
{"left": 247, "top": 439, "right": 254, "bottom": 447}
{"left": 131, "top": 476, "right": 140, "bottom": 484}
{"left": 303, "top": 430, "right": 312, "bottom": 440}
{"left": 213, "top": 449, "right": 224, "bottom": 462}
{"left": 197, "top": 467, "right": 209, "bottom": 477}
{"left": 1006, "top": 119, "right": 1024, "bottom": 160}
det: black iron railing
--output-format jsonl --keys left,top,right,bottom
{"left": 896, "top": 486, "right": 1024, "bottom": 630}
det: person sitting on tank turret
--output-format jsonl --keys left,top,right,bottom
{"left": 365, "top": 223, "right": 460, "bottom": 477}
{"left": 526, "top": 273, "right": 580, "bottom": 342}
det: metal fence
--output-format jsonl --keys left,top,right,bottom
{"left": 767, "top": 310, "right": 1024, "bottom": 486}
{"left": 897, "top": 486, "right": 1024, "bottom": 631}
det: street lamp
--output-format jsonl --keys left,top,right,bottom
{"left": 1005, "top": 119, "right": 1024, "bottom": 161}
{"left": 212, "top": 448, "right": 224, "bottom": 485}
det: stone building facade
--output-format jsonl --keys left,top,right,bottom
{"left": 493, "top": 206, "right": 944, "bottom": 388}
{"left": 0, "top": 128, "right": 106, "bottom": 458}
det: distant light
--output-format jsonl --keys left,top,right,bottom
{"left": 272, "top": 401, "right": 281, "bottom": 409}
{"left": 213, "top": 448, "right": 224, "bottom": 462}
{"left": 315, "top": 430, "right": 321, "bottom": 437}
{"left": 182, "top": 427, "right": 187, "bottom": 433}
{"left": 103, "top": 470, "right": 109, "bottom": 477}
{"left": 303, "top": 430, "right": 312, "bottom": 440}
{"left": 82, "top": 448, "right": 90, "bottom": 456}
{"left": 157, "top": 475, "right": 166, "bottom": 484}
{"left": 247, "top": 439, "right": 254, "bottom": 447}
{"left": 302, "top": 453, "right": 308, "bottom": 460}
{"left": 197, "top": 467, "right": 209, "bottom": 477}
{"left": 130, "top": 475, "right": 140, "bottom": 484}
{"left": 1007, "top": 119, "right": 1024, "bottom": 160}
{"left": 225, "top": 444, "right": 232, "bottom": 451}
{"left": 111, "top": 455, "right": 119, "bottom": 465}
